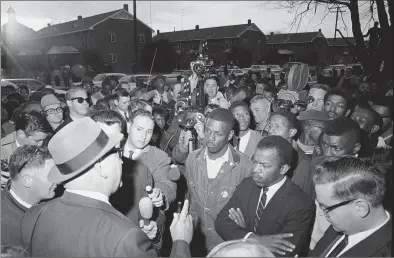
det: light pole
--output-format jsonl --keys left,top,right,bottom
{"left": 329, "top": 6, "right": 346, "bottom": 64}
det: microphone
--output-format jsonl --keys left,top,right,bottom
{"left": 139, "top": 197, "right": 153, "bottom": 226}
{"left": 168, "top": 165, "right": 181, "bottom": 181}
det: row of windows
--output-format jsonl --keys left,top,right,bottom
{"left": 108, "top": 33, "right": 145, "bottom": 44}
{"left": 173, "top": 38, "right": 262, "bottom": 49}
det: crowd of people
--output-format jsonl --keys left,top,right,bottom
{"left": 1, "top": 61, "right": 393, "bottom": 257}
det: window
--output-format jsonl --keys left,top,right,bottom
{"left": 175, "top": 42, "right": 181, "bottom": 50}
{"left": 138, "top": 34, "right": 145, "bottom": 44}
{"left": 243, "top": 38, "right": 248, "bottom": 46}
{"left": 108, "top": 33, "right": 116, "bottom": 43}
{"left": 225, "top": 39, "right": 234, "bottom": 46}
{"left": 304, "top": 43, "right": 308, "bottom": 50}
{"left": 109, "top": 53, "right": 118, "bottom": 63}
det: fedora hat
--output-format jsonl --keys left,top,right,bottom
{"left": 48, "top": 117, "right": 123, "bottom": 184}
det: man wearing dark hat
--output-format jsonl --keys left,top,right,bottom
{"left": 21, "top": 117, "right": 193, "bottom": 257}
{"left": 183, "top": 108, "right": 253, "bottom": 255}
{"left": 41, "top": 94, "right": 64, "bottom": 132}
{"left": 292, "top": 110, "right": 329, "bottom": 198}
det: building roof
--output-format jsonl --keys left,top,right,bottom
{"left": 47, "top": 45, "right": 79, "bottom": 55}
{"left": 266, "top": 31, "right": 324, "bottom": 44}
{"left": 1, "top": 21, "right": 36, "bottom": 40}
{"left": 34, "top": 8, "right": 154, "bottom": 39}
{"left": 326, "top": 37, "right": 356, "bottom": 47}
{"left": 153, "top": 23, "right": 265, "bottom": 42}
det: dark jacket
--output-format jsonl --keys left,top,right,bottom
{"left": 184, "top": 145, "right": 253, "bottom": 253}
{"left": 309, "top": 218, "right": 392, "bottom": 257}
{"left": 1, "top": 183, "right": 29, "bottom": 246}
{"left": 54, "top": 114, "right": 73, "bottom": 134}
{"left": 231, "top": 129, "right": 263, "bottom": 159}
{"left": 290, "top": 146, "right": 315, "bottom": 199}
{"left": 215, "top": 177, "right": 315, "bottom": 257}
{"left": 21, "top": 191, "right": 190, "bottom": 257}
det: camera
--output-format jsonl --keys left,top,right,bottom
{"left": 176, "top": 108, "right": 205, "bottom": 130}
{"left": 191, "top": 57, "right": 214, "bottom": 75}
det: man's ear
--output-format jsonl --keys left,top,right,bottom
{"left": 114, "top": 99, "right": 119, "bottom": 106}
{"left": 94, "top": 162, "right": 108, "bottom": 179}
{"left": 228, "top": 130, "right": 234, "bottom": 141}
{"left": 21, "top": 174, "right": 33, "bottom": 188}
{"left": 66, "top": 100, "right": 72, "bottom": 107}
{"left": 345, "top": 109, "right": 352, "bottom": 117}
{"left": 353, "top": 142, "right": 361, "bottom": 156}
{"left": 371, "top": 125, "right": 380, "bottom": 134}
{"left": 289, "top": 128, "right": 297, "bottom": 138}
{"left": 280, "top": 164, "right": 290, "bottom": 175}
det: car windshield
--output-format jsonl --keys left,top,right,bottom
{"left": 135, "top": 76, "right": 150, "bottom": 83}
{"left": 93, "top": 74, "right": 106, "bottom": 81}
{"left": 251, "top": 65, "right": 262, "bottom": 69}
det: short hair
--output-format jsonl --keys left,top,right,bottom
{"left": 323, "top": 116, "right": 361, "bottom": 142}
{"left": 15, "top": 111, "right": 52, "bottom": 136}
{"left": 256, "top": 78, "right": 271, "bottom": 86}
{"left": 29, "top": 91, "right": 45, "bottom": 102}
{"left": 207, "top": 239, "right": 274, "bottom": 257}
{"left": 324, "top": 88, "right": 354, "bottom": 111}
{"left": 20, "top": 101, "right": 42, "bottom": 113}
{"left": 113, "top": 89, "right": 130, "bottom": 101}
{"left": 152, "top": 106, "right": 168, "bottom": 119}
{"left": 229, "top": 101, "right": 249, "bottom": 112}
{"left": 206, "top": 108, "right": 235, "bottom": 130}
{"left": 6, "top": 92, "right": 25, "bottom": 104}
{"left": 203, "top": 75, "right": 220, "bottom": 86}
{"left": 8, "top": 145, "right": 52, "bottom": 180}
{"left": 90, "top": 109, "right": 126, "bottom": 131}
{"left": 373, "top": 96, "right": 393, "bottom": 116}
{"left": 256, "top": 136, "right": 293, "bottom": 166}
{"left": 309, "top": 84, "right": 330, "bottom": 93}
{"left": 87, "top": 104, "right": 109, "bottom": 116}
{"left": 96, "top": 98, "right": 110, "bottom": 109}
{"left": 250, "top": 94, "right": 270, "bottom": 105}
{"left": 313, "top": 156, "right": 386, "bottom": 207}
{"left": 65, "top": 86, "right": 86, "bottom": 100}
{"left": 2, "top": 100, "right": 20, "bottom": 121}
{"left": 270, "top": 111, "right": 298, "bottom": 130}
{"left": 129, "top": 108, "right": 153, "bottom": 123}
{"left": 357, "top": 106, "right": 383, "bottom": 131}
{"left": 1, "top": 245, "right": 28, "bottom": 257}
{"left": 128, "top": 99, "right": 151, "bottom": 116}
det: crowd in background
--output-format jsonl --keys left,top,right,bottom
{"left": 1, "top": 61, "right": 393, "bottom": 257}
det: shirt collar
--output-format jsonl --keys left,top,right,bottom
{"left": 266, "top": 176, "right": 287, "bottom": 193}
{"left": 205, "top": 145, "right": 230, "bottom": 163}
{"left": 9, "top": 189, "right": 32, "bottom": 209}
{"left": 69, "top": 114, "right": 82, "bottom": 121}
{"left": 123, "top": 139, "right": 149, "bottom": 159}
{"left": 239, "top": 129, "right": 251, "bottom": 139}
{"left": 66, "top": 189, "right": 110, "bottom": 205}
{"left": 347, "top": 211, "right": 390, "bottom": 244}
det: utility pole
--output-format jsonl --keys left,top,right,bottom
{"left": 133, "top": 0, "right": 138, "bottom": 73}
{"left": 329, "top": 6, "right": 346, "bottom": 64}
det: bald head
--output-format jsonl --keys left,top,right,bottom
{"left": 207, "top": 239, "right": 274, "bottom": 257}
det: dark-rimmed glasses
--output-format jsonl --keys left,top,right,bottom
{"left": 44, "top": 107, "right": 63, "bottom": 115}
{"left": 70, "top": 97, "right": 90, "bottom": 104}
{"left": 318, "top": 199, "right": 356, "bottom": 217}
{"left": 17, "top": 147, "right": 40, "bottom": 174}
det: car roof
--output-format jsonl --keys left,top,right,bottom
{"left": 4, "top": 78, "right": 40, "bottom": 81}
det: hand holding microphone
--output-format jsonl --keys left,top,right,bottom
{"left": 146, "top": 186, "right": 164, "bottom": 208}
{"left": 139, "top": 197, "right": 158, "bottom": 240}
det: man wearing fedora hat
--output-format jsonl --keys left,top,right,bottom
{"left": 21, "top": 117, "right": 193, "bottom": 257}
{"left": 41, "top": 94, "right": 64, "bottom": 132}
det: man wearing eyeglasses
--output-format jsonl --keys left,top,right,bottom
{"left": 56, "top": 86, "right": 90, "bottom": 132}
{"left": 41, "top": 94, "right": 64, "bottom": 132}
{"left": 310, "top": 156, "right": 391, "bottom": 257}
{"left": 1, "top": 145, "right": 56, "bottom": 246}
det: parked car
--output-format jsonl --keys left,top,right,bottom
{"left": 119, "top": 74, "right": 152, "bottom": 90}
{"left": 2, "top": 78, "right": 46, "bottom": 91}
{"left": 229, "top": 69, "right": 246, "bottom": 77}
{"left": 249, "top": 65, "right": 266, "bottom": 73}
{"left": 74, "top": 73, "right": 126, "bottom": 87}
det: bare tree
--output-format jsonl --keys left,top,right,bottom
{"left": 264, "top": 0, "right": 392, "bottom": 81}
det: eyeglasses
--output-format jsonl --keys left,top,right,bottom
{"left": 44, "top": 107, "right": 63, "bottom": 115}
{"left": 17, "top": 147, "right": 40, "bottom": 174}
{"left": 70, "top": 97, "right": 90, "bottom": 104}
{"left": 318, "top": 199, "right": 356, "bottom": 217}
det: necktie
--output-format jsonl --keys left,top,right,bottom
{"left": 327, "top": 234, "right": 348, "bottom": 257}
{"left": 129, "top": 150, "right": 134, "bottom": 160}
{"left": 236, "top": 137, "right": 241, "bottom": 151}
{"left": 124, "top": 112, "right": 128, "bottom": 120}
{"left": 253, "top": 187, "right": 269, "bottom": 232}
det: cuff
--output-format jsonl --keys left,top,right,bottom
{"left": 244, "top": 232, "right": 253, "bottom": 240}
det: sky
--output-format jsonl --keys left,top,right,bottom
{"left": 1, "top": 1, "right": 381, "bottom": 38}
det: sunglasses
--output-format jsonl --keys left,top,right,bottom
{"left": 44, "top": 107, "right": 63, "bottom": 115}
{"left": 17, "top": 147, "right": 40, "bottom": 174}
{"left": 70, "top": 97, "right": 90, "bottom": 104}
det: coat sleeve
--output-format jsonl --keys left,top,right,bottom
{"left": 170, "top": 240, "right": 191, "bottom": 258}
{"left": 214, "top": 180, "right": 250, "bottom": 240}
{"left": 114, "top": 228, "right": 159, "bottom": 257}
{"left": 172, "top": 144, "right": 189, "bottom": 165}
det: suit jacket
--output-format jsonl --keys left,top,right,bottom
{"left": 54, "top": 114, "right": 73, "bottom": 134}
{"left": 309, "top": 218, "right": 392, "bottom": 257}
{"left": 1, "top": 182, "right": 28, "bottom": 246}
{"left": 232, "top": 129, "right": 263, "bottom": 159}
{"left": 1, "top": 132, "right": 18, "bottom": 189}
{"left": 290, "top": 146, "right": 315, "bottom": 199}
{"left": 215, "top": 177, "right": 315, "bottom": 257}
{"left": 21, "top": 191, "right": 190, "bottom": 257}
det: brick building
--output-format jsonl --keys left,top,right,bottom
{"left": 20, "top": 4, "right": 154, "bottom": 73}
{"left": 153, "top": 20, "right": 267, "bottom": 69}
{"left": 264, "top": 30, "right": 329, "bottom": 66}
{"left": 326, "top": 37, "right": 360, "bottom": 65}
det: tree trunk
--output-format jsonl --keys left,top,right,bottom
{"left": 376, "top": 0, "right": 390, "bottom": 31}
{"left": 348, "top": 0, "right": 372, "bottom": 74}
{"left": 387, "top": 0, "right": 394, "bottom": 27}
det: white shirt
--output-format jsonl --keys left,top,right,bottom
{"left": 205, "top": 146, "right": 229, "bottom": 179}
{"left": 123, "top": 141, "right": 142, "bottom": 160}
{"left": 66, "top": 189, "right": 110, "bottom": 205}
{"left": 326, "top": 211, "right": 390, "bottom": 257}
{"left": 244, "top": 177, "right": 287, "bottom": 239}
{"left": 10, "top": 189, "right": 32, "bottom": 209}
{"left": 238, "top": 130, "right": 251, "bottom": 154}
{"left": 69, "top": 114, "right": 84, "bottom": 121}
{"left": 117, "top": 108, "right": 128, "bottom": 120}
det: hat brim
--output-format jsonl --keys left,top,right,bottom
{"left": 48, "top": 132, "right": 123, "bottom": 184}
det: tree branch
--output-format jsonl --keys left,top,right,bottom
{"left": 336, "top": 29, "right": 356, "bottom": 47}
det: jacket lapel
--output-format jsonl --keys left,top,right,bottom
{"left": 244, "top": 130, "right": 259, "bottom": 158}
{"left": 247, "top": 183, "right": 262, "bottom": 231}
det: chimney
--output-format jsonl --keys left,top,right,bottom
{"left": 157, "top": 30, "right": 160, "bottom": 34}
{"left": 195, "top": 25, "right": 199, "bottom": 30}
{"left": 248, "top": 19, "right": 251, "bottom": 25}
{"left": 47, "top": 23, "right": 51, "bottom": 27}
{"left": 78, "top": 15, "right": 82, "bottom": 20}
{"left": 270, "top": 32, "right": 274, "bottom": 35}
{"left": 123, "top": 4, "right": 128, "bottom": 12}
{"left": 318, "top": 29, "right": 321, "bottom": 32}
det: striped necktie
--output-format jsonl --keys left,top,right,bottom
{"left": 327, "top": 234, "right": 348, "bottom": 257}
{"left": 253, "top": 187, "right": 269, "bottom": 232}
{"left": 129, "top": 150, "right": 134, "bottom": 160}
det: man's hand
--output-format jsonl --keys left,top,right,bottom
{"left": 179, "top": 130, "right": 193, "bottom": 150}
{"left": 139, "top": 220, "right": 158, "bottom": 240}
{"left": 249, "top": 233, "right": 295, "bottom": 256}
{"left": 170, "top": 199, "right": 193, "bottom": 244}
{"left": 228, "top": 208, "right": 246, "bottom": 228}
{"left": 194, "top": 122, "right": 205, "bottom": 140}
{"left": 149, "top": 188, "right": 164, "bottom": 207}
